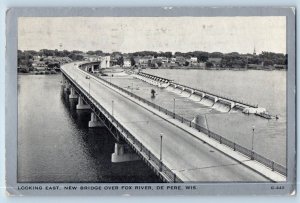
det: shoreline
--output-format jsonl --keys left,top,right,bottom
{"left": 140, "top": 67, "right": 287, "bottom": 71}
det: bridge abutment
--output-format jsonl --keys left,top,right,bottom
{"left": 88, "top": 112, "right": 104, "bottom": 128}
{"left": 76, "top": 97, "right": 90, "bottom": 110}
{"left": 111, "top": 143, "right": 140, "bottom": 163}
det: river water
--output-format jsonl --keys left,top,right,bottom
{"left": 143, "top": 69, "right": 287, "bottom": 166}
{"left": 103, "top": 69, "right": 286, "bottom": 166}
{"left": 17, "top": 74, "right": 161, "bottom": 183}
{"left": 18, "top": 69, "right": 287, "bottom": 183}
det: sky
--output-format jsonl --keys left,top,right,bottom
{"left": 18, "top": 16, "right": 286, "bottom": 54}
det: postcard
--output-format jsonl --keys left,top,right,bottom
{"left": 5, "top": 7, "right": 296, "bottom": 195}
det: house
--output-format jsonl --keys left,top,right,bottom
{"left": 139, "top": 56, "right": 153, "bottom": 67}
{"left": 54, "top": 57, "right": 73, "bottom": 65}
{"left": 175, "top": 56, "right": 186, "bottom": 66}
{"left": 150, "top": 58, "right": 162, "bottom": 68}
{"left": 123, "top": 59, "right": 132, "bottom": 68}
{"left": 32, "top": 61, "right": 47, "bottom": 71}
{"left": 134, "top": 56, "right": 153, "bottom": 67}
{"left": 170, "top": 57, "right": 176, "bottom": 63}
{"left": 157, "top": 56, "right": 169, "bottom": 63}
{"left": 190, "top": 57, "right": 198, "bottom": 63}
{"left": 189, "top": 57, "right": 198, "bottom": 66}
{"left": 32, "top": 61, "right": 47, "bottom": 67}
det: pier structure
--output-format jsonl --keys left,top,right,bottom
{"left": 135, "top": 72, "right": 268, "bottom": 115}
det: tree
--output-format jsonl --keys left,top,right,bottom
{"left": 196, "top": 52, "right": 209, "bottom": 62}
{"left": 87, "top": 51, "right": 95, "bottom": 55}
{"left": 209, "top": 52, "right": 223, "bottom": 58}
{"left": 117, "top": 56, "right": 124, "bottom": 66}
{"left": 163, "top": 52, "right": 172, "bottom": 58}
{"left": 130, "top": 57, "right": 136, "bottom": 66}
{"left": 263, "top": 60, "right": 274, "bottom": 66}
{"left": 205, "top": 62, "right": 213, "bottom": 68}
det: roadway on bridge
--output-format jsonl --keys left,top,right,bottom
{"left": 62, "top": 63, "right": 269, "bottom": 182}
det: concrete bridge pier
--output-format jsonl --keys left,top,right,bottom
{"left": 69, "top": 87, "right": 78, "bottom": 99}
{"left": 230, "top": 102, "right": 236, "bottom": 111}
{"left": 192, "top": 116, "right": 198, "bottom": 124}
{"left": 111, "top": 143, "right": 140, "bottom": 163}
{"left": 91, "top": 65, "right": 94, "bottom": 73}
{"left": 214, "top": 97, "right": 219, "bottom": 103}
{"left": 88, "top": 112, "right": 104, "bottom": 128}
{"left": 76, "top": 97, "right": 90, "bottom": 110}
{"left": 211, "top": 96, "right": 219, "bottom": 107}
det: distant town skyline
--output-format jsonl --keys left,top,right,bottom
{"left": 18, "top": 17, "right": 286, "bottom": 54}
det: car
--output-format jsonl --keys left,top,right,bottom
{"left": 86, "top": 75, "right": 90, "bottom": 79}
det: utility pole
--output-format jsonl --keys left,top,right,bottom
{"left": 159, "top": 133, "right": 163, "bottom": 172}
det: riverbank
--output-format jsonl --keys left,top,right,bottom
{"left": 18, "top": 70, "right": 60, "bottom": 75}
{"left": 139, "top": 66, "right": 287, "bottom": 71}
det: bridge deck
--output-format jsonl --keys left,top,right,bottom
{"left": 62, "top": 63, "right": 269, "bottom": 182}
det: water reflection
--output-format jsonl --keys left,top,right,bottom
{"left": 18, "top": 75, "right": 161, "bottom": 183}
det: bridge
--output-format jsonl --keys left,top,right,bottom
{"left": 61, "top": 61, "right": 286, "bottom": 183}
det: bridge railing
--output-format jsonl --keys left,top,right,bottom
{"left": 83, "top": 70, "right": 287, "bottom": 177}
{"left": 62, "top": 69, "right": 182, "bottom": 183}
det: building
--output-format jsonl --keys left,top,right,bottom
{"left": 190, "top": 57, "right": 198, "bottom": 63}
{"left": 110, "top": 58, "right": 119, "bottom": 67}
{"left": 84, "top": 55, "right": 101, "bottom": 62}
{"left": 175, "top": 56, "right": 186, "bottom": 66}
{"left": 247, "top": 64, "right": 264, "bottom": 70}
{"left": 170, "top": 57, "right": 176, "bottom": 63}
{"left": 134, "top": 56, "right": 153, "bottom": 67}
{"left": 55, "top": 57, "right": 73, "bottom": 65}
{"left": 150, "top": 58, "right": 162, "bottom": 68}
{"left": 274, "top": 64, "right": 287, "bottom": 69}
{"left": 123, "top": 59, "right": 132, "bottom": 68}
{"left": 32, "top": 61, "right": 47, "bottom": 71}
{"left": 157, "top": 56, "right": 169, "bottom": 63}
{"left": 189, "top": 57, "right": 198, "bottom": 66}
{"left": 100, "top": 56, "right": 110, "bottom": 68}
{"left": 139, "top": 56, "right": 153, "bottom": 67}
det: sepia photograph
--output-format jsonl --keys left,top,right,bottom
{"left": 5, "top": 7, "right": 296, "bottom": 195}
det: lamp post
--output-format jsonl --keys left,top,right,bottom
{"left": 159, "top": 133, "right": 163, "bottom": 172}
{"left": 112, "top": 100, "right": 114, "bottom": 117}
{"left": 85, "top": 75, "right": 90, "bottom": 95}
{"left": 173, "top": 97, "right": 176, "bottom": 118}
{"left": 251, "top": 125, "right": 255, "bottom": 151}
